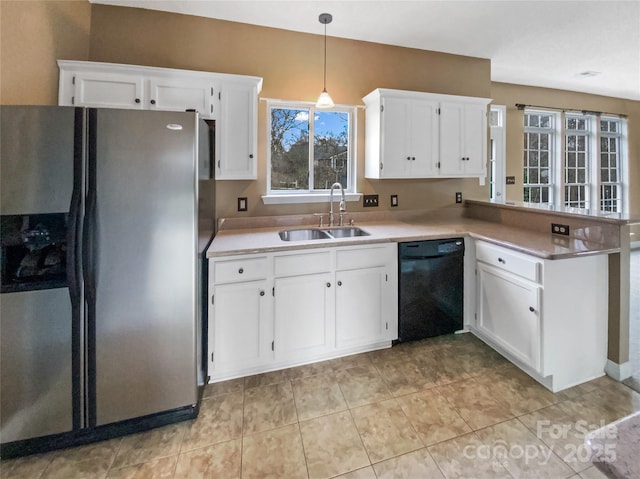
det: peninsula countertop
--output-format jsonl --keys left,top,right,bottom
{"left": 206, "top": 212, "right": 619, "bottom": 260}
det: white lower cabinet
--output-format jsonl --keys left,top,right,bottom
{"left": 211, "top": 281, "right": 270, "bottom": 372}
{"left": 274, "top": 272, "right": 335, "bottom": 361}
{"left": 477, "top": 263, "right": 541, "bottom": 370}
{"left": 473, "top": 240, "right": 608, "bottom": 392}
{"left": 208, "top": 243, "right": 398, "bottom": 381}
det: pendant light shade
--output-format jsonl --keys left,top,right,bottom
{"left": 316, "top": 13, "right": 334, "bottom": 109}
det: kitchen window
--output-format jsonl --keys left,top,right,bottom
{"left": 264, "top": 101, "right": 357, "bottom": 204}
{"left": 600, "top": 118, "right": 623, "bottom": 212}
{"left": 564, "top": 114, "right": 590, "bottom": 208}
{"left": 523, "top": 111, "right": 557, "bottom": 203}
{"left": 523, "top": 109, "right": 627, "bottom": 213}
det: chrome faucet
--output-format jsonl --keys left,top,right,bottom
{"left": 329, "top": 182, "right": 346, "bottom": 226}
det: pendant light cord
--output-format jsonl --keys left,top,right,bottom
{"left": 323, "top": 22, "right": 327, "bottom": 91}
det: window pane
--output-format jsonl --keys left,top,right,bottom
{"left": 313, "top": 111, "right": 349, "bottom": 189}
{"left": 270, "top": 108, "right": 310, "bottom": 190}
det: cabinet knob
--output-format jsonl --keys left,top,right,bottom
{"left": 326, "top": 282, "right": 331, "bottom": 288}
{"left": 406, "top": 156, "right": 411, "bottom": 161}
{"left": 135, "top": 98, "right": 141, "bottom": 104}
{"left": 249, "top": 154, "right": 254, "bottom": 159}
{"left": 529, "top": 306, "right": 535, "bottom": 313}
{"left": 238, "top": 268, "right": 244, "bottom": 274}
{"left": 150, "top": 99, "right": 156, "bottom": 105}
{"left": 260, "top": 290, "right": 265, "bottom": 296}
{"left": 337, "top": 281, "right": 342, "bottom": 286}
{"left": 498, "top": 257, "right": 505, "bottom": 264}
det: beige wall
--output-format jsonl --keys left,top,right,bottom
{"left": 1, "top": 2, "right": 638, "bottom": 219}
{"left": 491, "top": 82, "right": 640, "bottom": 217}
{"left": 87, "top": 4, "right": 493, "bottom": 220}
{"left": 0, "top": 0, "right": 91, "bottom": 104}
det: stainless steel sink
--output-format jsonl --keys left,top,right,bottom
{"left": 324, "top": 227, "right": 370, "bottom": 238}
{"left": 278, "top": 228, "right": 331, "bottom": 241}
{"left": 278, "top": 227, "right": 370, "bottom": 241}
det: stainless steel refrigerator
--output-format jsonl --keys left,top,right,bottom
{"left": 0, "top": 106, "right": 210, "bottom": 458}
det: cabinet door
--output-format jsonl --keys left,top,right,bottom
{"left": 409, "top": 99, "right": 439, "bottom": 177}
{"left": 148, "top": 79, "right": 215, "bottom": 118}
{"left": 274, "top": 273, "right": 334, "bottom": 361}
{"left": 438, "top": 101, "right": 465, "bottom": 175}
{"left": 217, "top": 83, "right": 258, "bottom": 179}
{"left": 477, "top": 263, "right": 541, "bottom": 370}
{"left": 211, "top": 281, "right": 269, "bottom": 376}
{"left": 439, "top": 101, "right": 487, "bottom": 176}
{"left": 336, "top": 267, "right": 391, "bottom": 348}
{"left": 461, "top": 103, "right": 487, "bottom": 176}
{"left": 72, "top": 71, "right": 144, "bottom": 109}
{"left": 379, "top": 97, "right": 411, "bottom": 178}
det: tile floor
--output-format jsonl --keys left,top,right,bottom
{"left": 3, "top": 333, "right": 640, "bottom": 479}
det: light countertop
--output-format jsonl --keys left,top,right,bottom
{"left": 206, "top": 215, "right": 619, "bottom": 260}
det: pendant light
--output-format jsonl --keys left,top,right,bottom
{"left": 316, "top": 13, "right": 335, "bottom": 109}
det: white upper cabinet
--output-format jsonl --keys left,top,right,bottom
{"left": 71, "top": 71, "right": 145, "bottom": 109}
{"left": 439, "top": 101, "right": 488, "bottom": 176}
{"left": 216, "top": 82, "right": 258, "bottom": 180}
{"left": 58, "top": 60, "right": 262, "bottom": 180}
{"left": 364, "top": 88, "right": 490, "bottom": 179}
{"left": 147, "top": 78, "right": 216, "bottom": 117}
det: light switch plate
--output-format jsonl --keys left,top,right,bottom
{"left": 390, "top": 194, "right": 398, "bottom": 207}
{"left": 237, "top": 197, "right": 248, "bottom": 211}
{"left": 363, "top": 195, "right": 379, "bottom": 207}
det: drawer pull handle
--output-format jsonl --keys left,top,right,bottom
{"left": 529, "top": 306, "right": 535, "bottom": 312}
{"left": 498, "top": 257, "right": 505, "bottom": 264}
{"left": 238, "top": 268, "right": 244, "bottom": 274}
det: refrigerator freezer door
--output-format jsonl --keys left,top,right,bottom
{"left": 1, "top": 106, "right": 77, "bottom": 444}
{"left": 90, "top": 109, "right": 198, "bottom": 426}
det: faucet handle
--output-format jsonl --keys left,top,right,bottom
{"left": 313, "top": 213, "right": 326, "bottom": 227}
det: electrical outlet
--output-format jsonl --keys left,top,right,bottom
{"left": 390, "top": 194, "right": 398, "bottom": 207}
{"left": 455, "top": 192, "right": 462, "bottom": 204}
{"left": 363, "top": 194, "right": 379, "bottom": 207}
{"left": 237, "top": 197, "right": 248, "bottom": 211}
{"left": 551, "top": 223, "right": 570, "bottom": 236}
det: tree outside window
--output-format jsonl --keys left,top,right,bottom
{"left": 269, "top": 104, "right": 353, "bottom": 195}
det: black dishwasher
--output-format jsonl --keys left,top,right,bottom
{"left": 397, "top": 238, "right": 464, "bottom": 343}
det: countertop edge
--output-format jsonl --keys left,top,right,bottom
{"left": 206, "top": 220, "right": 618, "bottom": 260}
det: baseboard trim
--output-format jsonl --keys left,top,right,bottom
{"left": 605, "top": 359, "right": 633, "bottom": 381}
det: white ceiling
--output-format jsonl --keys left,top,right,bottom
{"left": 92, "top": 0, "right": 640, "bottom": 100}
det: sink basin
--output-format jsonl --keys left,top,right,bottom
{"left": 278, "top": 228, "right": 331, "bottom": 241}
{"left": 278, "top": 226, "right": 370, "bottom": 241}
{"left": 324, "top": 227, "right": 370, "bottom": 238}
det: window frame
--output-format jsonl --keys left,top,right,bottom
{"left": 523, "top": 110, "right": 560, "bottom": 204}
{"left": 522, "top": 108, "right": 628, "bottom": 214}
{"left": 564, "top": 113, "right": 591, "bottom": 209}
{"left": 599, "top": 116, "right": 625, "bottom": 213}
{"left": 264, "top": 100, "right": 358, "bottom": 204}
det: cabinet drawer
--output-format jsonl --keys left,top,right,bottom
{"left": 336, "top": 245, "right": 393, "bottom": 270}
{"left": 274, "top": 251, "right": 331, "bottom": 277}
{"left": 214, "top": 257, "right": 267, "bottom": 284}
{"left": 475, "top": 241, "right": 541, "bottom": 283}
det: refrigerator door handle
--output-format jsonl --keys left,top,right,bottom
{"left": 68, "top": 107, "right": 86, "bottom": 430}
{"left": 83, "top": 108, "right": 98, "bottom": 427}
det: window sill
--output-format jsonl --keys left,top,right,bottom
{"left": 261, "top": 193, "right": 362, "bottom": 205}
